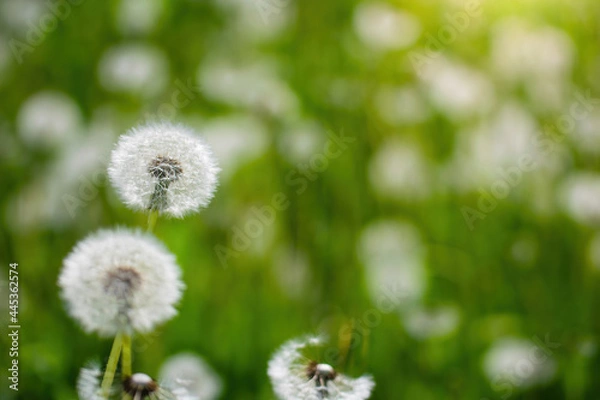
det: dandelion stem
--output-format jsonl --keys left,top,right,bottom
{"left": 101, "top": 333, "right": 123, "bottom": 398}
{"left": 121, "top": 333, "right": 132, "bottom": 378}
{"left": 147, "top": 210, "right": 159, "bottom": 232}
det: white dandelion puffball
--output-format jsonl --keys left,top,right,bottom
{"left": 159, "top": 353, "right": 223, "bottom": 400}
{"left": 59, "top": 228, "right": 184, "bottom": 337}
{"left": 368, "top": 139, "right": 433, "bottom": 201}
{"left": 483, "top": 338, "right": 557, "bottom": 390}
{"left": 98, "top": 43, "right": 169, "bottom": 98}
{"left": 108, "top": 122, "right": 219, "bottom": 218}
{"left": 559, "top": 173, "right": 600, "bottom": 227}
{"left": 357, "top": 219, "right": 427, "bottom": 309}
{"left": 17, "top": 91, "right": 82, "bottom": 149}
{"left": 268, "top": 336, "right": 375, "bottom": 400}
{"left": 403, "top": 306, "right": 461, "bottom": 341}
{"left": 116, "top": 0, "right": 164, "bottom": 36}
{"left": 77, "top": 364, "right": 104, "bottom": 400}
{"left": 353, "top": 2, "right": 421, "bottom": 51}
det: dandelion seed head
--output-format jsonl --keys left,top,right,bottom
{"left": 483, "top": 338, "right": 557, "bottom": 389}
{"left": 268, "top": 336, "right": 375, "bottom": 400}
{"left": 98, "top": 43, "right": 169, "bottom": 98}
{"left": 403, "top": 306, "right": 461, "bottom": 340}
{"left": 77, "top": 364, "right": 105, "bottom": 400}
{"left": 198, "top": 57, "right": 298, "bottom": 116}
{"left": 560, "top": 172, "right": 600, "bottom": 226}
{"left": 17, "top": 91, "right": 82, "bottom": 149}
{"left": 124, "top": 373, "right": 159, "bottom": 398}
{"left": 353, "top": 3, "right": 421, "bottom": 51}
{"left": 108, "top": 122, "right": 219, "bottom": 218}
{"left": 358, "top": 219, "right": 427, "bottom": 309}
{"left": 200, "top": 115, "right": 269, "bottom": 179}
{"left": 368, "top": 139, "right": 432, "bottom": 201}
{"left": 116, "top": 0, "right": 164, "bottom": 36}
{"left": 159, "top": 353, "right": 223, "bottom": 400}
{"left": 58, "top": 228, "right": 184, "bottom": 336}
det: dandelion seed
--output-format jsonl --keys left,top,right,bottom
{"left": 108, "top": 122, "right": 219, "bottom": 218}
{"left": 268, "top": 336, "right": 375, "bottom": 400}
{"left": 58, "top": 228, "right": 184, "bottom": 337}
{"left": 159, "top": 353, "right": 223, "bottom": 400}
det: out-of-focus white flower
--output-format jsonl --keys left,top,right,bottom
{"left": 573, "top": 112, "right": 600, "bottom": 156}
{"left": 559, "top": 173, "right": 600, "bottom": 226}
{"left": 77, "top": 364, "right": 105, "bottom": 400}
{"left": 353, "top": 2, "right": 421, "bottom": 51}
{"left": 577, "top": 338, "right": 598, "bottom": 358}
{"left": 404, "top": 306, "right": 460, "bottom": 340}
{"left": 374, "top": 85, "right": 429, "bottom": 126}
{"left": 214, "top": 0, "right": 293, "bottom": 43}
{"left": 116, "top": 0, "right": 164, "bottom": 35}
{"left": 268, "top": 336, "right": 375, "bottom": 400}
{"left": 327, "top": 78, "right": 366, "bottom": 110}
{"left": 510, "top": 234, "right": 538, "bottom": 266}
{"left": 0, "top": 0, "right": 46, "bottom": 33}
{"left": 8, "top": 106, "right": 119, "bottom": 232}
{"left": 197, "top": 57, "right": 298, "bottom": 116}
{"left": 483, "top": 338, "right": 557, "bottom": 390}
{"left": 159, "top": 353, "right": 223, "bottom": 400}
{"left": 368, "top": 139, "right": 432, "bottom": 201}
{"left": 200, "top": 115, "right": 269, "bottom": 179}
{"left": 17, "top": 91, "right": 82, "bottom": 149}
{"left": 420, "top": 57, "right": 494, "bottom": 119}
{"left": 445, "top": 102, "right": 544, "bottom": 191}
{"left": 108, "top": 122, "right": 219, "bottom": 218}
{"left": 277, "top": 120, "right": 325, "bottom": 164}
{"left": 357, "top": 219, "right": 427, "bottom": 309}
{"left": 491, "top": 18, "right": 573, "bottom": 83}
{"left": 59, "top": 228, "right": 184, "bottom": 337}
{"left": 98, "top": 43, "right": 169, "bottom": 98}
{"left": 271, "top": 246, "right": 311, "bottom": 300}
{"left": 490, "top": 19, "right": 573, "bottom": 110}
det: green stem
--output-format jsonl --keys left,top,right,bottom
{"left": 147, "top": 210, "right": 159, "bottom": 233}
{"left": 121, "top": 333, "right": 132, "bottom": 378}
{"left": 101, "top": 333, "right": 123, "bottom": 398}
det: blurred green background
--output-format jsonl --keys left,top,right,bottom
{"left": 1, "top": 0, "right": 600, "bottom": 398}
